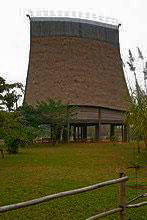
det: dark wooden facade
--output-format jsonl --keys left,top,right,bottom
{"left": 69, "top": 106, "right": 128, "bottom": 142}
{"left": 75, "top": 106, "right": 125, "bottom": 124}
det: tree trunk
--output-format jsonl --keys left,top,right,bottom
{"left": 137, "top": 140, "right": 140, "bottom": 153}
{"left": 144, "top": 137, "right": 147, "bottom": 149}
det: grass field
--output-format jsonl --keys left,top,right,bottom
{"left": 0, "top": 143, "right": 147, "bottom": 220}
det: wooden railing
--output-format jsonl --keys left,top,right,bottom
{"left": 0, "top": 175, "right": 147, "bottom": 219}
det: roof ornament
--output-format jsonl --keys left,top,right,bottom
{"left": 92, "top": 13, "right": 97, "bottom": 21}
{"left": 71, "top": 11, "right": 76, "bottom": 18}
{"left": 36, "top": 10, "right": 42, "bottom": 17}
{"left": 26, "top": 14, "right": 31, "bottom": 20}
{"left": 27, "top": 10, "right": 33, "bottom": 17}
{"left": 85, "top": 12, "right": 90, "bottom": 19}
{"left": 57, "top": 10, "right": 63, "bottom": 17}
{"left": 43, "top": 10, "right": 49, "bottom": 17}
{"left": 78, "top": 11, "right": 83, "bottom": 18}
{"left": 49, "top": 10, "right": 55, "bottom": 17}
{"left": 25, "top": 9, "right": 120, "bottom": 26}
{"left": 64, "top": 11, "right": 69, "bottom": 17}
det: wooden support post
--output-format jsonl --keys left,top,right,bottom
{"left": 124, "top": 125, "right": 128, "bottom": 142}
{"left": 95, "top": 125, "right": 99, "bottom": 141}
{"left": 62, "top": 126, "right": 68, "bottom": 142}
{"left": 67, "top": 122, "right": 70, "bottom": 143}
{"left": 110, "top": 124, "right": 115, "bottom": 138}
{"left": 121, "top": 125, "right": 124, "bottom": 142}
{"left": 81, "top": 126, "right": 83, "bottom": 140}
{"left": 73, "top": 126, "right": 76, "bottom": 141}
{"left": 67, "top": 107, "right": 70, "bottom": 143}
{"left": 77, "top": 126, "right": 80, "bottom": 140}
{"left": 98, "top": 108, "right": 101, "bottom": 141}
{"left": 127, "top": 126, "right": 130, "bottom": 142}
{"left": 83, "top": 126, "right": 87, "bottom": 140}
{"left": 51, "top": 127, "right": 53, "bottom": 143}
{"left": 119, "top": 173, "right": 127, "bottom": 220}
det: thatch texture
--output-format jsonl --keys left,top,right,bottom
{"left": 25, "top": 35, "right": 129, "bottom": 111}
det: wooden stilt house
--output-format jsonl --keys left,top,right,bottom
{"left": 24, "top": 16, "right": 130, "bottom": 141}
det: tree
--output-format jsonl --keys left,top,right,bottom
{"left": 0, "top": 75, "right": 24, "bottom": 111}
{"left": 0, "top": 76, "right": 6, "bottom": 110}
{"left": 125, "top": 49, "right": 147, "bottom": 150}
{"left": 126, "top": 90, "right": 147, "bottom": 149}
{"left": 0, "top": 111, "right": 34, "bottom": 153}
{"left": 22, "top": 100, "right": 78, "bottom": 145}
{"left": 0, "top": 75, "right": 29, "bottom": 154}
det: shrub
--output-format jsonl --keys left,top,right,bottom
{"left": 110, "top": 135, "right": 118, "bottom": 145}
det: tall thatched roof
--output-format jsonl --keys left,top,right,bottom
{"left": 24, "top": 17, "right": 129, "bottom": 111}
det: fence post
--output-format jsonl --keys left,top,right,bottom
{"left": 119, "top": 173, "right": 127, "bottom": 220}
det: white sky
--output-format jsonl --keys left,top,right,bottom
{"left": 0, "top": 0, "right": 147, "bottom": 89}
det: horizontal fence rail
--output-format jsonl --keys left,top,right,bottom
{"left": 128, "top": 193, "right": 147, "bottom": 204}
{"left": 87, "top": 188, "right": 147, "bottom": 220}
{"left": 127, "top": 201, "right": 147, "bottom": 208}
{"left": 86, "top": 202, "right": 147, "bottom": 220}
{"left": 87, "top": 207, "right": 122, "bottom": 220}
{"left": 0, "top": 175, "right": 146, "bottom": 219}
{"left": 0, "top": 177, "right": 128, "bottom": 213}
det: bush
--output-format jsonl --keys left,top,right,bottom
{"left": 5, "top": 139, "right": 19, "bottom": 154}
{"left": 0, "top": 111, "right": 35, "bottom": 154}
{"left": 110, "top": 135, "right": 118, "bottom": 145}
{"left": 5, "top": 138, "right": 27, "bottom": 154}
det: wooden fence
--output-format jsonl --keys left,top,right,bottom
{"left": 0, "top": 175, "right": 147, "bottom": 219}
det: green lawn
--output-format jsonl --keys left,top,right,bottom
{"left": 0, "top": 143, "right": 147, "bottom": 220}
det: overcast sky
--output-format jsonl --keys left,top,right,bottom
{"left": 0, "top": 0, "right": 147, "bottom": 88}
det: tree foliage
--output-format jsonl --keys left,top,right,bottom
{"left": 125, "top": 49, "right": 147, "bottom": 149}
{"left": 0, "top": 76, "right": 24, "bottom": 111}
{"left": 0, "top": 75, "right": 28, "bottom": 153}
{"left": 126, "top": 90, "right": 147, "bottom": 148}
{"left": 0, "top": 111, "right": 34, "bottom": 153}
{"left": 22, "top": 100, "right": 78, "bottom": 145}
